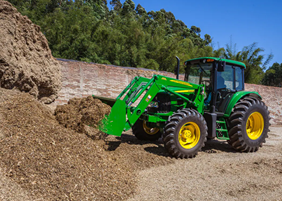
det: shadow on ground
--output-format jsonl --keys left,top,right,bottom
{"left": 202, "top": 139, "right": 237, "bottom": 153}
{"left": 104, "top": 133, "right": 237, "bottom": 156}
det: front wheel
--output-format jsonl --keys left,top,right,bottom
{"left": 163, "top": 109, "right": 207, "bottom": 158}
{"left": 132, "top": 119, "right": 162, "bottom": 141}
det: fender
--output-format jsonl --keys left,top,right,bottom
{"left": 224, "top": 91, "right": 261, "bottom": 117}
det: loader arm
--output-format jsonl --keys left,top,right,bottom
{"left": 99, "top": 75, "right": 202, "bottom": 136}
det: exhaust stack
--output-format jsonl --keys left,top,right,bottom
{"left": 175, "top": 56, "right": 180, "bottom": 79}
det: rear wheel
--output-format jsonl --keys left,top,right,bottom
{"left": 132, "top": 119, "right": 162, "bottom": 141}
{"left": 163, "top": 109, "right": 207, "bottom": 158}
{"left": 228, "top": 96, "right": 270, "bottom": 152}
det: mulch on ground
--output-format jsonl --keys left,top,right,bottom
{"left": 0, "top": 89, "right": 135, "bottom": 200}
{"left": 0, "top": 89, "right": 175, "bottom": 200}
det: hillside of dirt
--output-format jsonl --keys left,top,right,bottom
{"left": 0, "top": 0, "right": 61, "bottom": 103}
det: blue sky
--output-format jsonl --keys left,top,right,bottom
{"left": 117, "top": 0, "right": 282, "bottom": 68}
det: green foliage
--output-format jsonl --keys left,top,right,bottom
{"left": 7, "top": 0, "right": 275, "bottom": 85}
{"left": 224, "top": 41, "right": 273, "bottom": 84}
{"left": 262, "top": 63, "right": 282, "bottom": 87}
{"left": 110, "top": 0, "right": 122, "bottom": 11}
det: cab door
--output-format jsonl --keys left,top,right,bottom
{"left": 216, "top": 65, "right": 244, "bottom": 112}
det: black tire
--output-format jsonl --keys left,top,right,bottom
{"left": 132, "top": 119, "right": 162, "bottom": 141}
{"left": 227, "top": 96, "right": 270, "bottom": 152}
{"left": 163, "top": 109, "right": 207, "bottom": 158}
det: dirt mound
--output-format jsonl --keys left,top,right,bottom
{"left": 55, "top": 96, "right": 111, "bottom": 139}
{"left": 0, "top": 88, "right": 175, "bottom": 200}
{"left": 0, "top": 0, "right": 61, "bottom": 103}
{"left": 0, "top": 88, "right": 135, "bottom": 200}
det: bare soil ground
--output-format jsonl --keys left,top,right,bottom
{"left": 126, "top": 126, "right": 282, "bottom": 201}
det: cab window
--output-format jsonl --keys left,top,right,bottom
{"left": 186, "top": 63, "right": 212, "bottom": 85}
{"left": 235, "top": 67, "right": 244, "bottom": 91}
{"left": 217, "top": 65, "right": 234, "bottom": 90}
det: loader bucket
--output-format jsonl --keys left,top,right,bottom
{"left": 92, "top": 95, "right": 116, "bottom": 107}
{"left": 99, "top": 99, "right": 127, "bottom": 136}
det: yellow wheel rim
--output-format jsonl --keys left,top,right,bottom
{"left": 178, "top": 122, "right": 200, "bottom": 149}
{"left": 143, "top": 121, "right": 159, "bottom": 135}
{"left": 246, "top": 112, "right": 264, "bottom": 140}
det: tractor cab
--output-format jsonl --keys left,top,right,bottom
{"left": 184, "top": 57, "right": 246, "bottom": 114}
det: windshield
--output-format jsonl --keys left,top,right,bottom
{"left": 185, "top": 63, "right": 212, "bottom": 85}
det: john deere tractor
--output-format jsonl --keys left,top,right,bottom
{"left": 96, "top": 57, "right": 270, "bottom": 158}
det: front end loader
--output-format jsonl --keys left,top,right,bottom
{"left": 96, "top": 57, "right": 270, "bottom": 158}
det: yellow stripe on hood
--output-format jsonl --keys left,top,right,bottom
{"left": 175, "top": 90, "right": 195, "bottom": 93}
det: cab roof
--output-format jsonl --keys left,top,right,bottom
{"left": 185, "top": 57, "right": 246, "bottom": 69}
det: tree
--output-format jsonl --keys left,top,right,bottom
{"left": 224, "top": 42, "right": 273, "bottom": 84}
{"left": 121, "top": 0, "right": 135, "bottom": 15}
{"left": 262, "top": 63, "right": 282, "bottom": 87}
{"left": 136, "top": 4, "right": 146, "bottom": 16}
{"left": 110, "top": 0, "right": 122, "bottom": 11}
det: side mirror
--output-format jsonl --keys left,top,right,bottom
{"left": 218, "top": 61, "right": 226, "bottom": 72}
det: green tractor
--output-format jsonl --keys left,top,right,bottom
{"left": 96, "top": 57, "right": 270, "bottom": 158}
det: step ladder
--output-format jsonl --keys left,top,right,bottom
{"left": 216, "top": 119, "right": 229, "bottom": 140}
